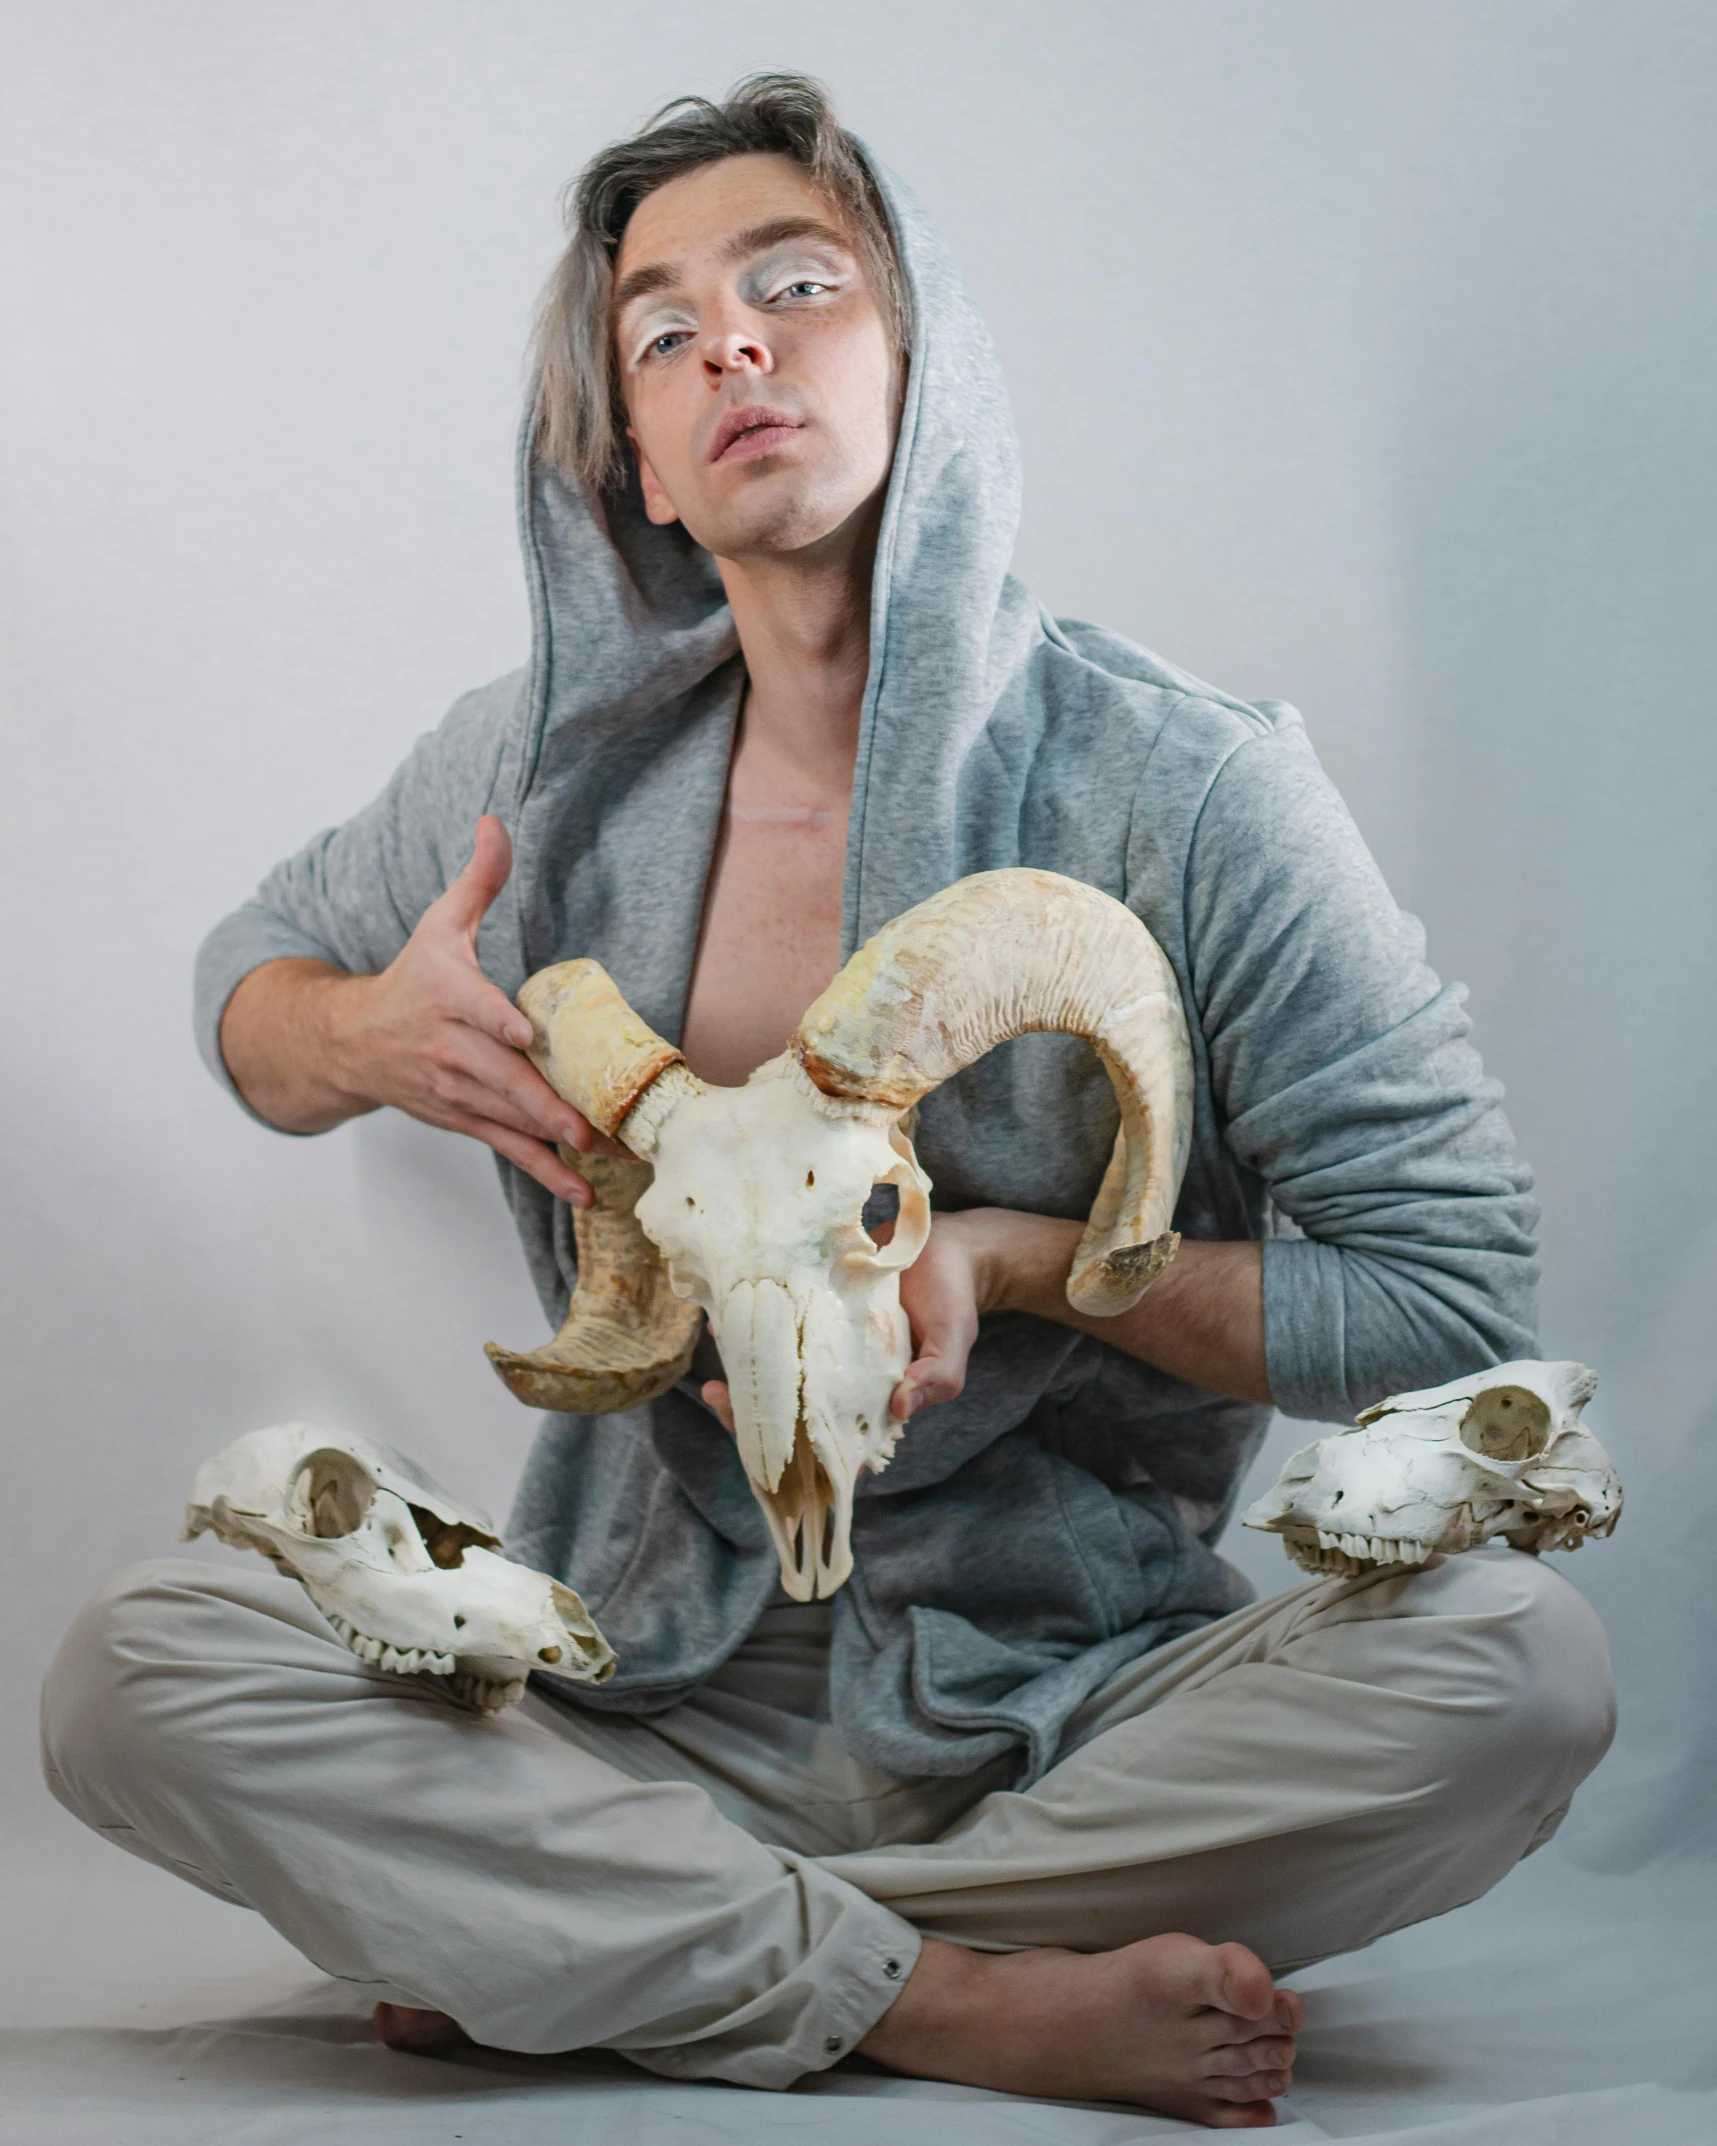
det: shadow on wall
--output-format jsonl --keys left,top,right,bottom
{"left": 1377, "top": 24, "right": 1717, "bottom": 1873}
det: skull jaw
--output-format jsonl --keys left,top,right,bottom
{"left": 1249, "top": 1454, "right": 1550, "bottom": 1576}
{"left": 731, "top": 1372, "right": 905, "bottom": 1602}
{"left": 755, "top": 1426, "right": 856, "bottom": 1602}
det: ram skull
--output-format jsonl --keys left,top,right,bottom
{"left": 488, "top": 868, "right": 1193, "bottom": 1601}
{"left": 1242, "top": 1359, "right": 1623, "bottom": 1577}
{"left": 183, "top": 1423, "right": 615, "bottom": 1709}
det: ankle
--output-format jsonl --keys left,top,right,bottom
{"left": 859, "top": 1937, "right": 1039, "bottom": 2074}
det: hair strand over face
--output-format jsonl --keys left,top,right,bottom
{"left": 530, "top": 73, "right": 909, "bottom": 496}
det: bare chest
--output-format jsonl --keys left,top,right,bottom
{"left": 679, "top": 797, "right": 849, "bottom": 1087}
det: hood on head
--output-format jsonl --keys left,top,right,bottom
{"left": 512, "top": 150, "right": 1035, "bottom": 995}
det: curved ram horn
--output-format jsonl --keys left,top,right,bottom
{"left": 517, "top": 959, "right": 704, "bottom": 1153}
{"left": 487, "top": 963, "right": 706, "bottom": 1415}
{"left": 794, "top": 869, "right": 1193, "bottom": 1316}
{"left": 485, "top": 1153, "right": 703, "bottom": 1412}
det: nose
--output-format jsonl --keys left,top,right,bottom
{"left": 702, "top": 320, "right": 773, "bottom": 381}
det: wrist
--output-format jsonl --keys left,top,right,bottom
{"left": 224, "top": 960, "right": 380, "bottom": 1132}
{"left": 943, "top": 1208, "right": 1080, "bottom": 1320}
{"left": 313, "top": 970, "right": 387, "bottom": 1115}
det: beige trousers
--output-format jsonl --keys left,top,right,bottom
{"left": 39, "top": 1545, "right": 1612, "bottom": 2091}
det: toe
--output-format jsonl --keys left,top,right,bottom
{"left": 1210, "top": 2062, "right": 1292, "bottom": 2096}
{"left": 1212, "top": 1941, "right": 1277, "bottom": 2022}
{"left": 1146, "top": 1933, "right": 1279, "bottom": 2024}
{"left": 1206, "top": 2036, "right": 1294, "bottom": 2078}
{"left": 373, "top": 2002, "right": 469, "bottom": 2057}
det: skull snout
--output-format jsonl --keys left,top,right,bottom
{"left": 710, "top": 1271, "right": 903, "bottom": 1605}
{"left": 721, "top": 1277, "right": 805, "bottom": 1494}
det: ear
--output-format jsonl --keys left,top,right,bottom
{"left": 628, "top": 429, "right": 681, "bottom": 528}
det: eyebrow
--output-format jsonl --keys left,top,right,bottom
{"left": 612, "top": 216, "right": 853, "bottom": 316}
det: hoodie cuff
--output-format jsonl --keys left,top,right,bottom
{"left": 192, "top": 902, "right": 344, "bottom": 1131}
{"left": 1261, "top": 1235, "right": 1355, "bottom": 1425}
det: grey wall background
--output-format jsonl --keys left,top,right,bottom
{"left": 3, "top": 0, "right": 1713, "bottom": 1866}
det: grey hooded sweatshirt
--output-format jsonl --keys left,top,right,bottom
{"left": 194, "top": 159, "right": 1537, "bottom": 1787}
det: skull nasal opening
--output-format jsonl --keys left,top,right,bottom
{"left": 406, "top": 1507, "right": 493, "bottom": 1569}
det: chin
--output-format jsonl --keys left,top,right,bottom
{"left": 691, "top": 470, "right": 870, "bottom": 563}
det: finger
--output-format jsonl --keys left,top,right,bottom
{"left": 435, "top": 1030, "right": 591, "bottom": 1144}
{"left": 438, "top": 816, "right": 515, "bottom": 939}
{"left": 421, "top": 924, "right": 538, "bottom": 1050}
{"left": 454, "top": 967, "right": 536, "bottom": 1053}
{"left": 441, "top": 1111, "right": 592, "bottom": 1205}
{"left": 893, "top": 1270, "right": 978, "bottom": 1420}
{"left": 561, "top": 1112, "right": 630, "bottom": 1159}
{"left": 1274, "top": 1990, "right": 1304, "bottom": 2035}
{"left": 439, "top": 1010, "right": 628, "bottom": 1153}
{"left": 420, "top": 1065, "right": 579, "bottom": 1144}
{"left": 892, "top": 1340, "right": 969, "bottom": 1420}
{"left": 701, "top": 1381, "right": 736, "bottom": 1433}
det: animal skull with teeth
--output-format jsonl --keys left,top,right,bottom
{"left": 488, "top": 868, "right": 1194, "bottom": 1601}
{"left": 182, "top": 1424, "right": 615, "bottom": 1709}
{"left": 1242, "top": 1359, "right": 1623, "bottom": 1577}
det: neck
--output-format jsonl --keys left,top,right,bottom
{"left": 715, "top": 503, "right": 879, "bottom": 791}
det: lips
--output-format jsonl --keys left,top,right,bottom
{"left": 709, "top": 405, "right": 804, "bottom": 463}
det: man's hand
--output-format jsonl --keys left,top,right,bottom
{"left": 219, "top": 816, "right": 620, "bottom": 1204}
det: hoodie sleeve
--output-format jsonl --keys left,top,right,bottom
{"left": 192, "top": 670, "right": 524, "bottom": 1122}
{"left": 1179, "top": 714, "right": 1539, "bottom": 1422}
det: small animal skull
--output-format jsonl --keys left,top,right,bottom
{"left": 183, "top": 1424, "right": 615, "bottom": 1709}
{"left": 489, "top": 869, "right": 1194, "bottom": 1601}
{"left": 1242, "top": 1360, "right": 1623, "bottom": 1577}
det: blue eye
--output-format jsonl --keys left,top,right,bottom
{"left": 781, "top": 280, "right": 826, "bottom": 299}
{"left": 650, "top": 332, "right": 684, "bottom": 358}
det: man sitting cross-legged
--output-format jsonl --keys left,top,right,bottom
{"left": 41, "top": 76, "right": 1613, "bottom": 2128}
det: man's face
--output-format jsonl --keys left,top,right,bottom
{"left": 613, "top": 154, "right": 900, "bottom": 562}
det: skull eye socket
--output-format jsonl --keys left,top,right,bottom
{"left": 296, "top": 1450, "right": 375, "bottom": 1538}
{"left": 860, "top": 1181, "right": 900, "bottom": 1244}
{"left": 1459, "top": 1386, "right": 1553, "bottom": 1462}
{"left": 863, "top": 1165, "right": 931, "bottom": 1272}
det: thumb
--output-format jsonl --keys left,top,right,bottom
{"left": 439, "top": 816, "right": 513, "bottom": 940}
{"left": 893, "top": 1295, "right": 977, "bottom": 1419}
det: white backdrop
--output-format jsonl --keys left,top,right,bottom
{"left": 4, "top": 0, "right": 1714, "bottom": 1980}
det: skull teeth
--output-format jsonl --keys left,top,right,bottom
{"left": 1313, "top": 1530, "right": 1434, "bottom": 1565}
{"left": 323, "top": 1612, "right": 455, "bottom": 1679}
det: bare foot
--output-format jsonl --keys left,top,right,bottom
{"left": 373, "top": 2002, "right": 472, "bottom": 2058}
{"left": 858, "top": 1933, "right": 1302, "bottom": 2126}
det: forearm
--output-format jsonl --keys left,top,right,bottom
{"left": 220, "top": 959, "right": 379, "bottom": 1134}
{"left": 972, "top": 1210, "right": 1271, "bottom": 1406}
